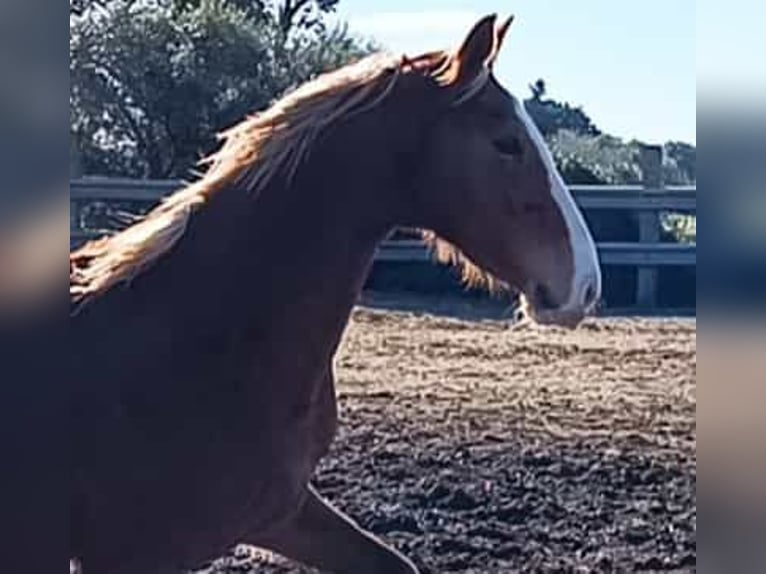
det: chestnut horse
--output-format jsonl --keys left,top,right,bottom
{"left": 69, "top": 15, "right": 600, "bottom": 574}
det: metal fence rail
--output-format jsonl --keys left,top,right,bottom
{"left": 70, "top": 147, "right": 696, "bottom": 309}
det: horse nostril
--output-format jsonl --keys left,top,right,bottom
{"left": 533, "top": 283, "right": 558, "bottom": 311}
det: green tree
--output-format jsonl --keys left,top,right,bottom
{"left": 170, "top": 1, "right": 339, "bottom": 32}
{"left": 524, "top": 78, "right": 601, "bottom": 138}
{"left": 70, "top": 0, "right": 369, "bottom": 178}
{"left": 548, "top": 130, "right": 642, "bottom": 185}
{"left": 523, "top": 80, "right": 696, "bottom": 186}
{"left": 663, "top": 141, "right": 696, "bottom": 185}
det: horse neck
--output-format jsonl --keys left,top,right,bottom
{"left": 152, "top": 109, "right": 415, "bottom": 375}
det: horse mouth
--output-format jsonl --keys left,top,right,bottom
{"left": 517, "top": 294, "right": 587, "bottom": 329}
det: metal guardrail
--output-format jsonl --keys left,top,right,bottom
{"left": 70, "top": 178, "right": 698, "bottom": 212}
{"left": 369, "top": 240, "right": 697, "bottom": 267}
{"left": 570, "top": 185, "right": 697, "bottom": 211}
{"left": 70, "top": 176, "right": 697, "bottom": 269}
{"left": 70, "top": 148, "right": 696, "bottom": 309}
{"left": 70, "top": 230, "right": 697, "bottom": 267}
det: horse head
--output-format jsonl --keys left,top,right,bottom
{"left": 409, "top": 15, "right": 601, "bottom": 327}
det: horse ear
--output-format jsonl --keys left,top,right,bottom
{"left": 454, "top": 14, "right": 497, "bottom": 81}
{"left": 489, "top": 15, "right": 514, "bottom": 68}
{"left": 496, "top": 15, "right": 514, "bottom": 51}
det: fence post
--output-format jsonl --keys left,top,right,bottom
{"left": 636, "top": 145, "right": 663, "bottom": 308}
{"left": 70, "top": 138, "right": 83, "bottom": 179}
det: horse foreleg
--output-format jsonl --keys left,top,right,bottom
{"left": 257, "top": 484, "right": 419, "bottom": 574}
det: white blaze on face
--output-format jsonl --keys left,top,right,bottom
{"left": 513, "top": 98, "right": 602, "bottom": 312}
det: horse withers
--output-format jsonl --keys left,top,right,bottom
{"left": 69, "top": 14, "right": 600, "bottom": 574}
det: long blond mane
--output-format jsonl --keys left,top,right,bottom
{"left": 70, "top": 49, "right": 497, "bottom": 306}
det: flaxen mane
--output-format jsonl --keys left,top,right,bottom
{"left": 70, "top": 50, "right": 500, "bottom": 307}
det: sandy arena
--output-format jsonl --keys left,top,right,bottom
{"left": 202, "top": 301, "right": 696, "bottom": 573}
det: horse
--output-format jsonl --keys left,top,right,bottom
{"left": 69, "top": 14, "right": 601, "bottom": 573}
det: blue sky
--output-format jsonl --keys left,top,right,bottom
{"left": 330, "top": 0, "right": 696, "bottom": 144}
{"left": 697, "top": 0, "right": 766, "bottom": 107}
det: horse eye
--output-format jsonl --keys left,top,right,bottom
{"left": 493, "top": 136, "right": 523, "bottom": 157}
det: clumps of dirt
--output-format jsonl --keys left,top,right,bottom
{"left": 204, "top": 311, "right": 696, "bottom": 573}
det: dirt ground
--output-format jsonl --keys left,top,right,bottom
{"left": 204, "top": 300, "right": 696, "bottom": 573}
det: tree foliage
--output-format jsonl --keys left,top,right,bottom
{"left": 524, "top": 79, "right": 601, "bottom": 139}
{"left": 70, "top": 4, "right": 695, "bottom": 188}
{"left": 70, "top": 0, "right": 370, "bottom": 178}
{"left": 547, "top": 130, "right": 642, "bottom": 185}
{"left": 526, "top": 82, "right": 696, "bottom": 247}
{"left": 524, "top": 80, "right": 696, "bottom": 186}
{"left": 663, "top": 141, "right": 696, "bottom": 186}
